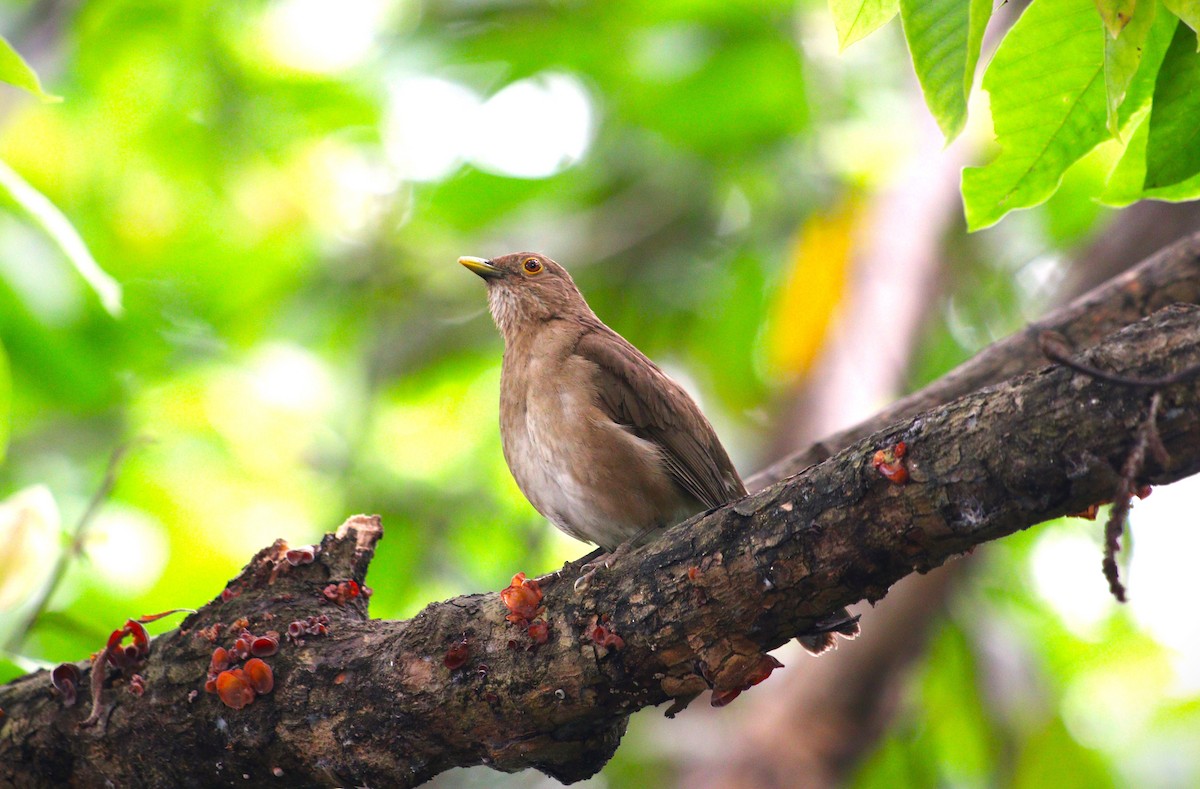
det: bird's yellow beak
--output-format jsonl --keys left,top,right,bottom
{"left": 459, "top": 256, "right": 504, "bottom": 280}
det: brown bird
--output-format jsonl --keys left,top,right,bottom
{"left": 461, "top": 252, "right": 744, "bottom": 551}
{"left": 461, "top": 252, "right": 857, "bottom": 650}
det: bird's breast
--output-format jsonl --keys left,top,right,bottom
{"left": 499, "top": 350, "right": 693, "bottom": 550}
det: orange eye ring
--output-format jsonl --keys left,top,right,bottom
{"left": 522, "top": 258, "right": 543, "bottom": 275}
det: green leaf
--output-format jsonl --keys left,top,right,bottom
{"left": 1114, "top": 3, "right": 1182, "bottom": 123}
{"left": 962, "top": 0, "right": 1109, "bottom": 231}
{"left": 900, "top": 0, "right": 994, "bottom": 142}
{"left": 1163, "top": 0, "right": 1200, "bottom": 44}
{"left": 1144, "top": 21, "right": 1200, "bottom": 187}
{"left": 1104, "top": 0, "right": 1157, "bottom": 136}
{"left": 830, "top": 0, "right": 900, "bottom": 50}
{"left": 1101, "top": 107, "right": 1200, "bottom": 202}
{"left": 0, "top": 159, "right": 122, "bottom": 316}
{"left": 1094, "top": 0, "right": 1139, "bottom": 37}
{"left": 0, "top": 35, "right": 60, "bottom": 102}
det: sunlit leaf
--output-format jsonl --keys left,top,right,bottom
{"left": 1094, "top": 0, "right": 1138, "bottom": 37}
{"left": 1163, "top": 0, "right": 1200, "bottom": 44}
{"left": 1144, "top": 21, "right": 1200, "bottom": 187}
{"left": 830, "top": 0, "right": 900, "bottom": 50}
{"left": 0, "top": 35, "right": 60, "bottom": 102}
{"left": 1104, "top": 0, "right": 1157, "bottom": 136}
{"left": 0, "top": 159, "right": 122, "bottom": 316}
{"left": 961, "top": 0, "right": 1108, "bottom": 230}
{"left": 1101, "top": 107, "right": 1200, "bottom": 203}
{"left": 900, "top": 0, "right": 993, "bottom": 142}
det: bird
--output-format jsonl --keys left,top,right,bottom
{"left": 461, "top": 251, "right": 858, "bottom": 652}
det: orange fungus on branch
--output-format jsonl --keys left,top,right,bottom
{"left": 500, "top": 572, "right": 543, "bottom": 624}
{"left": 872, "top": 441, "right": 909, "bottom": 484}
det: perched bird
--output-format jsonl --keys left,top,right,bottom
{"left": 460, "top": 251, "right": 745, "bottom": 551}
{"left": 461, "top": 252, "right": 857, "bottom": 650}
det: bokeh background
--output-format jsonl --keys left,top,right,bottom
{"left": 2, "top": 0, "right": 1199, "bottom": 786}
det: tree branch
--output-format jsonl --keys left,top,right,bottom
{"left": 3, "top": 250, "right": 1200, "bottom": 786}
{"left": 749, "top": 232, "right": 1200, "bottom": 489}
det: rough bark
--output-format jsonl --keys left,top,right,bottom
{"left": 749, "top": 231, "right": 1200, "bottom": 488}
{"left": 3, "top": 248, "right": 1200, "bottom": 786}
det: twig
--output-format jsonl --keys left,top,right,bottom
{"left": 1102, "top": 394, "right": 1167, "bottom": 602}
{"left": 4, "top": 439, "right": 147, "bottom": 652}
{"left": 1039, "top": 331, "right": 1200, "bottom": 387}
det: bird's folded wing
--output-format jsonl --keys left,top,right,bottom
{"left": 574, "top": 325, "right": 746, "bottom": 509}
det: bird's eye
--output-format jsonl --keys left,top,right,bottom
{"left": 522, "top": 258, "right": 544, "bottom": 275}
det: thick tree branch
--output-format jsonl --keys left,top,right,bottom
{"left": 749, "top": 232, "right": 1200, "bottom": 489}
{"left": 3, "top": 248, "right": 1200, "bottom": 786}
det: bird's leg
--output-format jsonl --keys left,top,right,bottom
{"left": 536, "top": 547, "right": 605, "bottom": 588}
{"left": 572, "top": 526, "right": 657, "bottom": 593}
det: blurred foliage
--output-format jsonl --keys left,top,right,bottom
{"left": 0, "top": 0, "right": 1197, "bottom": 787}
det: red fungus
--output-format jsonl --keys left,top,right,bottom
{"left": 284, "top": 545, "right": 316, "bottom": 566}
{"left": 210, "top": 647, "right": 230, "bottom": 672}
{"left": 215, "top": 669, "right": 255, "bottom": 709}
{"left": 243, "top": 658, "right": 274, "bottom": 695}
{"left": 871, "top": 441, "right": 909, "bottom": 484}
{"left": 322, "top": 581, "right": 361, "bottom": 605}
{"left": 590, "top": 623, "right": 625, "bottom": 651}
{"left": 251, "top": 634, "right": 279, "bottom": 657}
{"left": 527, "top": 620, "right": 550, "bottom": 646}
{"left": 745, "top": 654, "right": 784, "bottom": 687}
{"left": 444, "top": 639, "right": 470, "bottom": 670}
{"left": 51, "top": 663, "right": 81, "bottom": 706}
{"left": 500, "top": 572, "right": 544, "bottom": 624}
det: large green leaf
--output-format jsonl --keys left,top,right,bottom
{"left": 1104, "top": 0, "right": 1158, "bottom": 136}
{"left": 829, "top": 0, "right": 900, "bottom": 50}
{"left": 0, "top": 35, "right": 59, "bottom": 102}
{"left": 962, "top": 0, "right": 1108, "bottom": 230}
{"left": 1101, "top": 108, "right": 1200, "bottom": 202}
{"left": 0, "top": 159, "right": 122, "bottom": 316}
{"left": 900, "top": 0, "right": 993, "bottom": 142}
{"left": 1094, "top": 0, "right": 1138, "bottom": 37}
{"left": 1144, "top": 21, "right": 1200, "bottom": 187}
{"left": 1163, "top": 0, "right": 1200, "bottom": 43}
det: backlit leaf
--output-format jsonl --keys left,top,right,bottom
{"left": 0, "top": 35, "right": 59, "bottom": 102}
{"left": 1104, "top": 0, "right": 1157, "bottom": 136}
{"left": 830, "top": 0, "right": 900, "bottom": 50}
{"left": 1144, "top": 20, "right": 1200, "bottom": 187}
{"left": 900, "top": 0, "right": 994, "bottom": 142}
{"left": 962, "top": 0, "right": 1108, "bottom": 230}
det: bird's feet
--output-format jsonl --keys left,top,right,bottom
{"left": 573, "top": 542, "right": 632, "bottom": 593}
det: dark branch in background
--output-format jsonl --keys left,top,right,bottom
{"left": 1, "top": 237, "right": 1200, "bottom": 788}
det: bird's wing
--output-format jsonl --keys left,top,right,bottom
{"left": 573, "top": 323, "right": 746, "bottom": 509}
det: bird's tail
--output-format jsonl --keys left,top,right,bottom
{"left": 795, "top": 608, "right": 861, "bottom": 655}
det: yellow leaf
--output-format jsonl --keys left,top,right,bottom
{"left": 766, "top": 199, "right": 858, "bottom": 380}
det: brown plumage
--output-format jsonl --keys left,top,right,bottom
{"left": 460, "top": 251, "right": 745, "bottom": 552}
{"left": 461, "top": 251, "right": 858, "bottom": 651}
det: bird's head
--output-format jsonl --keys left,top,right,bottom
{"left": 459, "top": 252, "right": 591, "bottom": 339}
